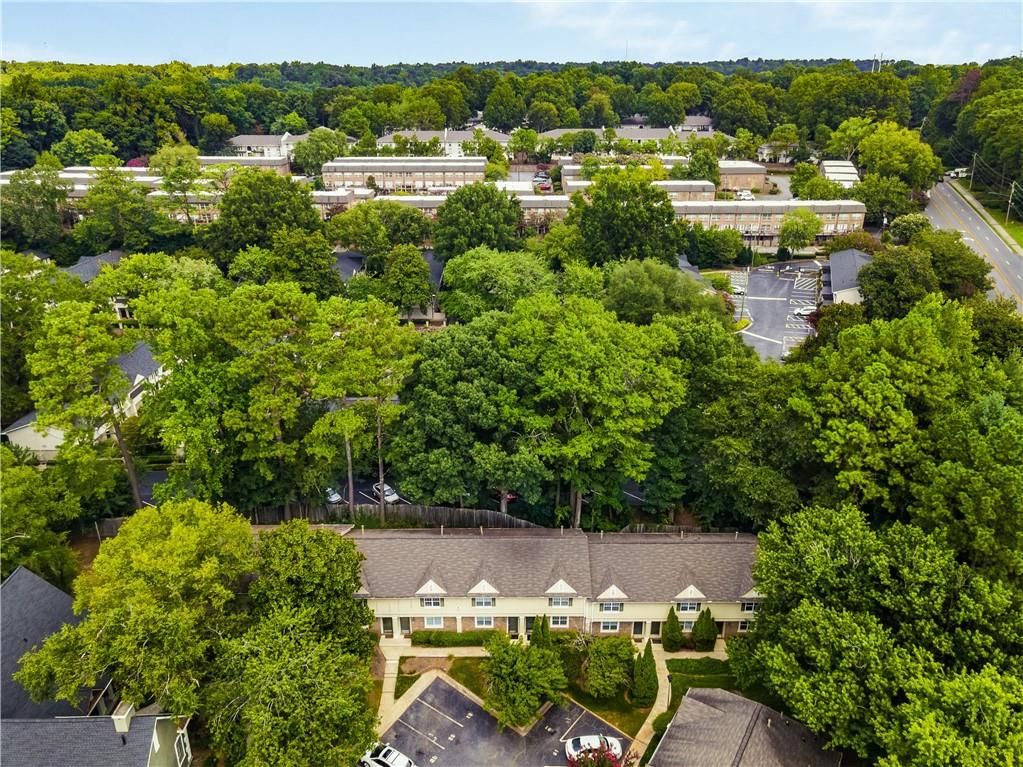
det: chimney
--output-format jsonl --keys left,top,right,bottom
{"left": 112, "top": 701, "right": 134, "bottom": 734}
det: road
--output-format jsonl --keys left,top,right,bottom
{"left": 925, "top": 182, "right": 1023, "bottom": 310}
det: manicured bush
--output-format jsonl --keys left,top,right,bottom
{"left": 530, "top": 615, "right": 553, "bottom": 649}
{"left": 652, "top": 710, "right": 674, "bottom": 735}
{"left": 410, "top": 629, "right": 498, "bottom": 647}
{"left": 483, "top": 633, "right": 567, "bottom": 727}
{"left": 632, "top": 640, "right": 658, "bottom": 707}
{"left": 691, "top": 608, "right": 719, "bottom": 651}
{"left": 585, "top": 636, "right": 635, "bottom": 699}
{"left": 662, "top": 607, "right": 684, "bottom": 652}
{"left": 666, "top": 657, "right": 731, "bottom": 675}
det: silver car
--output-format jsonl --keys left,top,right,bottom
{"left": 373, "top": 482, "right": 400, "bottom": 504}
{"left": 360, "top": 743, "right": 417, "bottom": 767}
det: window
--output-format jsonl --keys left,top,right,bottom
{"left": 650, "top": 620, "right": 661, "bottom": 636}
{"left": 676, "top": 601, "right": 701, "bottom": 612}
{"left": 472, "top": 597, "right": 495, "bottom": 608}
{"left": 548, "top": 597, "right": 573, "bottom": 608}
{"left": 740, "top": 601, "right": 760, "bottom": 613}
{"left": 682, "top": 621, "right": 695, "bottom": 631}
{"left": 551, "top": 615, "right": 569, "bottom": 627}
{"left": 424, "top": 616, "right": 443, "bottom": 629}
{"left": 475, "top": 616, "right": 494, "bottom": 628}
{"left": 738, "top": 620, "right": 750, "bottom": 633}
{"left": 600, "top": 621, "right": 620, "bottom": 633}
{"left": 420, "top": 597, "right": 444, "bottom": 608}
{"left": 599, "top": 602, "right": 624, "bottom": 613}
{"left": 381, "top": 617, "right": 393, "bottom": 634}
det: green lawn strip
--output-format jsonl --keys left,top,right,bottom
{"left": 368, "top": 678, "right": 384, "bottom": 714}
{"left": 955, "top": 182, "right": 1023, "bottom": 250}
{"left": 394, "top": 655, "right": 420, "bottom": 701}
{"left": 447, "top": 657, "right": 488, "bottom": 699}
{"left": 564, "top": 683, "right": 650, "bottom": 738}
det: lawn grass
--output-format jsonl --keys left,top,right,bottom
{"left": 394, "top": 655, "right": 419, "bottom": 701}
{"left": 560, "top": 645, "right": 650, "bottom": 737}
{"left": 368, "top": 678, "right": 384, "bottom": 714}
{"left": 448, "top": 657, "right": 487, "bottom": 699}
{"left": 959, "top": 183, "right": 1023, "bottom": 249}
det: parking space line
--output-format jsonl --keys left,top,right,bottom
{"left": 740, "top": 329, "right": 783, "bottom": 345}
{"left": 559, "top": 712, "right": 586, "bottom": 743}
{"left": 415, "top": 699, "right": 464, "bottom": 728}
{"left": 397, "top": 719, "right": 446, "bottom": 750}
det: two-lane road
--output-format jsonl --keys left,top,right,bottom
{"left": 925, "top": 182, "right": 1023, "bottom": 310}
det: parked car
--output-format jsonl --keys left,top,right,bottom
{"left": 736, "top": 190, "right": 755, "bottom": 201}
{"left": 566, "top": 735, "right": 623, "bottom": 760}
{"left": 373, "top": 482, "right": 400, "bottom": 504}
{"left": 730, "top": 285, "right": 746, "bottom": 296}
{"left": 360, "top": 743, "right": 416, "bottom": 767}
{"left": 792, "top": 305, "right": 817, "bottom": 317}
{"left": 536, "top": 181, "right": 552, "bottom": 192}
{"left": 325, "top": 487, "right": 344, "bottom": 504}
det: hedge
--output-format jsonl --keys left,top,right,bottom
{"left": 410, "top": 629, "right": 499, "bottom": 647}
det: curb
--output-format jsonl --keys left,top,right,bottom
{"left": 949, "top": 181, "right": 1023, "bottom": 257}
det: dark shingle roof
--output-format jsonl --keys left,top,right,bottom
{"left": 62, "top": 250, "right": 124, "bottom": 282}
{"left": 1, "top": 568, "right": 82, "bottom": 719}
{"left": 351, "top": 529, "right": 757, "bottom": 602}
{"left": 828, "top": 249, "right": 873, "bottom": 293}
{"left": 2, "top": 410, "right": 39, "bottom": 433}
{"left": 114, "top": 342, "right": 159, "bottom": 383}
{"left": 0, "top": 715, "right": 160, "bottom": 767}
{"left": 649, "top": 688, "right": 841, "bottom": 767}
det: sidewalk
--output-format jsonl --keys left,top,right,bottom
{"left": 950, "top": 180, "right": 1023, "bottom": 257}
{"left": 628, "top": 640, "right": 728, "bottom": 758}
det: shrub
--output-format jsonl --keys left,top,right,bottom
{"left": 691, "top": 609, "right": 719, "bottom": 651}
{"left": 632, "top": 640, "right": 658, "bottom": 707}
{"left": 483, "top": 633, "right": 567, "bottom": 727}
{"left": 662, "top": 608, "right": 684, "bottom": 652}
{"left": 410, "top": 629, "right": 498, "bottom": 647}
{"left": 708, "top": 274, "right": 732, "bottom": 292}
{"left": 585, "top": 636, "right": 635, "bottom": 699}
{"left": 530, "top": 615, "right": 553, "bottom": 649}
{"left": 652, "top": 710, "right": 674, "bottom": 735}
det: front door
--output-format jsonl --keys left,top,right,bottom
{"left": 381, "top": 617, "right": 394, "bottom": 637}
{"left": 508, "top": 616, "right": 519, "bottom": 638}
{"left": 633, "top": 621, "right": 644, "bottom": 637}
{"left": 399, "top": 617, "right": 411, "bottom": 636}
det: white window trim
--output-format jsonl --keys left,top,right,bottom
{"left": 548, "top": 597, "right": 572, "bottom": 608}
{"left": 682, "top": 621, "right": 695, "bottom": 631}
{"left": 740, "top": 601, "right": 760, "bottom": 613}
{"left": 550, "top": 615, "right": 569, "bottom": 627}
{"left": 600, "top": 621, "right": 620, "bottom": 633}
{"left": 738, "top": 620, "right": 750, "bottom": 633}
{"left": 472, "top": 597, "right": 495, "bottom": 608}
{"left": 676, "top": 601, "right": 701, "bottom": 612}
{"left": 599, "top": 602, "right": 624, "bottom": 613}
{"left": 420, "top": 597, "right": 444, "bottom": 608}
{"left": 474, "top": 616, "right": 494, "bottom": 628}
{"left": 424, "top": 616, "right": 444, "bottom": 629}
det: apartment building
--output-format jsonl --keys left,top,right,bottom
{"left": 672, "top": 199, "right": 866, "bottom": 246}
{"left": 559, "top": 159, "right": 768, "bottom": 191}
{"left": 226, "top": 132, "right": 309, "bottom": 159}
{"left": 378, "top": 129, "right": 510, "bottom": 158}
{"left": 311, "top": 188, "right": 375, "bottom": 219}
{"left": 350, "top": 528, "right": 759, "bottom": 645}
{"left": 198, "top": 155, "right": 292, "bottom": 176}
{"left": 321, "top": 156, "right": 487, "bottom": 192}
{"left": 820, "top": 159, "right": 860, "bottom": 189}
{"left": 563, "top": 178, "right": 715, "bottom": 201}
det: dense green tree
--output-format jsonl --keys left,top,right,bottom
{"left": 50, "top": 128, "right": 117, "bottom": 166}
{"left": 432, "top": 182, "right": 522, "bottom": 262}
{"left": 508, "top": 127, "right": 539, "bottom": 160}
{"left": 72, "top": 161, "right": 162, "bottom": 254}
{"left": 292, "top": 127, "right": 347, "bottom": 176}
{"left": 207, "top": 168, "right": 321, "bottom": 260}
{"left": 208, "top": 606, "right": 375, "bottom": 767}
{"left": 712, "top": 84, "right": 770, "bottom": 137}
{"left": 888, "top": 212, "right": 932, "bottom": 244}
{"left": 269, "top": 110, "right": 308, "bottom": 134}
{"left": 149, "top": 142, "right": 204, "bottom": 224}
{"left": 483, "top": 80, "right": 526, "bottom": 132}
{"left": 631, "top": 640, "right": 658, "bottom": 707}
{"left": 199, "top": 112, "right": 235, "bottom": 153}
{"left": 440, "top": 246, "right": 555, "bottom": 321}
{"left": 966, "top": 296, "right": 1023, "bottom": 360}
{"left": 858, "top": 121, "right": 942, "bottom": 191}
{"left": 691, "top": 608, "right": 719, "bottom": 651}
{"left": 824, "top": 116, "right": 876, "bottom": 160}
{"left": 788, "top": 162, "right": 820, "bottom": 198}
{"left": 661, "top": 607, "right": 684, "bottom": 652}
{"left": 380, "top": 244, "right": 432, "bottom": 312}
{"left": 229, "top": 226, "right": 342, "bottom": 298}
{"left": 15, "top": 500, "right": 256, "bottom": 715}
{"left": 797, "top": 175, "right": 847, "bottom": 200}
{"left": 851, "top": 173, "right": 916, "bottom": 225}
{"left": 483, "top": 633, "right": 566, "bottom": 727}
{"left": 670, "top": 147, "right": 720, "bottom": 186}
{"left": 585, "top": 636, "right": 635, "bottom": 699}
{"left": 604, "top": 258, "right": 728, "bottom": 325}
{"left": 777, "top": 207, "right": 822, "bottom": 251}
{"left": 527, "top": 101, "right": 560, "bottom": 132}
{"left": 374, "top": 199, "right": 434, "bottom": 247}
{"left": 0, "top": 165, "right": 72, "bottom": 250}
{"left": 908, "top": 228, "right": 992, "bottom": 299}
{"left": 530, "top": 615, "right": 553, "bottom": 650}
{"left": 576, "top": 169, "right": 680, "bottom": 266}
{"left": 859, "top": 247, "right": 939, "bottom": 319}
{"left": 327, "top": 201, "right": 391, "bottom": 267}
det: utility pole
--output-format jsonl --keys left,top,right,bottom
{"left": 1007, "top": 181, "right": 1017, "bottom": 226}
{"left": 970, "top": 152, "right": 977, "bottom": 191}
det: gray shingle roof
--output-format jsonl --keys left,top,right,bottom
{"left": 828, "top": 249, "right": 873, "bottom": 293}
{"left": 1, "top": 567, "right": 83, "bottom": 719}
{"left": 62, "top": 250, "right": 124, "bottom": 282}
{"left": 0, "top": 715, "right": 160, "bottom": 767}
{"left": 114, "top": 342, "right": 159, "bottom": 384}
{"left": 2, "top": 410, "right": 39, "bottom": 433}
{"left": 228, "top": 134, "right": 284, "bottom": 146}
{"left": 379, "top": 129, "right": 511, "bottom": 143}
{"left": 650, "top": 688, "right": 841, "bottom": 767}
{"left": 351, "top": 529, "right": 757, "bottom": 602}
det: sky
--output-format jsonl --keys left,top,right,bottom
{"left": 2, "top": 1, "right": 1021, "bottom": 67}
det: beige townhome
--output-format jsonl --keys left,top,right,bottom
{"left": 351, "top": 528, "right": 759, "bottom": 645}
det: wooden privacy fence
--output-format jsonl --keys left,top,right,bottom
{"left": 246, "top": 503, "right": 542, "bottom": 528}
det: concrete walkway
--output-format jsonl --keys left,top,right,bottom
{"left": 375, "top": 638, "right": 488, "bottom": 731}
{"left": 628, "top": 639, "right": 729, "bottom": 758}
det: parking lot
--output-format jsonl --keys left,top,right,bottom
{"left": 732, "top": 261, "right": 820, "bottom": 359}
{"left": 381, "top": 678, "right": 630, "bottom": 766}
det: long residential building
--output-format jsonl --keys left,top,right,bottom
{"left": 378, "top": 129, "right": 510, "bottom": 157}
{"left": 558, "top": 159, "right": 768, "bottom": 191}
{"left": 672, "top": 199, "right": 866, "bottom": 245}
{"left": 226, "top": 131, "right": 309, "bottom": 159}
{"left": 349, "top": 528, "right": 760, "bottom": 645}
{"left": 564, "top": 178, "right": 715, "bottom": 201}
{"left": 321, "top": 156, "right": 488, "bottom": 192}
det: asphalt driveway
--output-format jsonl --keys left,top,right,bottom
{"left": 733, "top": 261, "right": 820, "bottom": 360}
{"left": 381, "top": 678, "right": 630, "bottom": 766}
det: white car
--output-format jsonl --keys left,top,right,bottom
{"left": 325, "top": 487, "right": 344, "bottom": 504}
{"left": 736, "top": 190, "right": 755, "bottom": 200}
{"left": 792, "top": 305, "right": 817, "bottom": 317}
{"left": 373, "top": 482, "right": 401, "bottom": 504}
{"left": 730, "top": 285, "right": 746, "bottom": 296}
{"left": 565, "top": 735, "right": 623, "bottom": 760}
{"left": 360, "top": 743, "right": 416, "bottom": 767}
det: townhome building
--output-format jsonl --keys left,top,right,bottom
{"left": 820, "top": 159, "right": 860, "bottom": 189}
{"left": 671, "top": 199, "right": 866, "bottom": 247}
{"left": 321, "top": 156, "right": 488, "bottom": 192}
{"left": 226, "top": 131, "right": 309, "bottom": 159}
{"left": 378, "top": 129, "right": 511, "bottom": 157}
{"left": 350, "top": 528, "right": 759, "bottom": 645}
{"left": 563, "top": 178, "right": 715, "bottom": 201}
{"left": 559, "top": 159, "right": 768, "bottom": 191}
{"left": 198, "top": 154, "right": 292, "bottom": 176}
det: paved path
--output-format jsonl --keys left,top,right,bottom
{"left": 926, "top": 181, "right": 1022, "bottom": 309}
